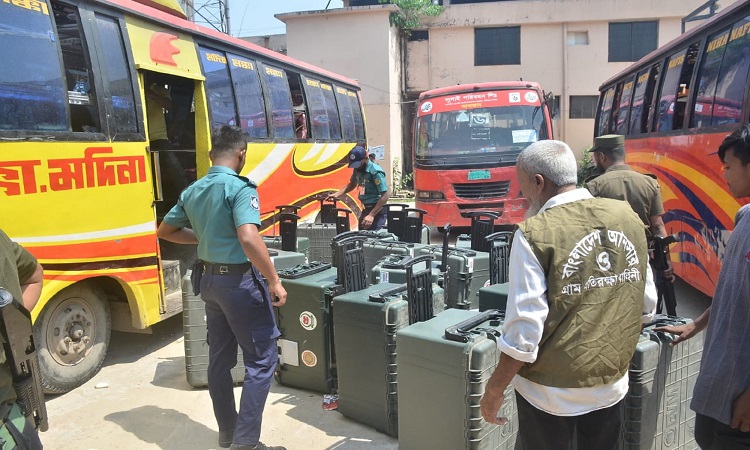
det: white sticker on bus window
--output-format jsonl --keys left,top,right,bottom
{"left": 525, "top": 92, "right": 539, "bottom": 103}
{"left": 695, "top": 104, "right": 704, "bottom": 113}
{"left": 509, "top": 92, "right": 521, "bottom": 103}
{"left": 456, "top": 111, "right": 470, "bottom": 122}
{"left": 512, "top": 129, "right": 537, "bottom": 143}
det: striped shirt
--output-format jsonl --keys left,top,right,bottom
{"left": 691, "top": 204, "right": 750, "bottom": 425}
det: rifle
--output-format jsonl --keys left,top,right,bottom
{"left": 0, "top": 289, "right": 48, "bottom": 431}
{"left": 649, "top": 235, "right": 678, "bottom": 317}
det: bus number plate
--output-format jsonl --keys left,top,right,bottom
{"left": 468, "top": 170, "right": 490, "bottom": 181}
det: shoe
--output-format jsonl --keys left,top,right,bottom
{"left": 218, "top": 429, "right": 234, "bottom": 448}
{"left": 229, "top": 442, "right": 287, "bottom": 450}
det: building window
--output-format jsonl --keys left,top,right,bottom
{"left": 408, "top": 30, "right": 429, "bottom": 41}
{"left": 570, "top": 95, "right": 598, "bottom": 119}
{"left": 567, "top": 31, "right": 589, "bottom": 46}
{"left": 609, "top": 21, "right": 658, "bottom": 62}
{"left": 475, "top": 27, "right": 520, "bottom": 66}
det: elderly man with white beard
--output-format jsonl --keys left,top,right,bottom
{"left": 479, "top": 140, "right": 657, "bottom": 450}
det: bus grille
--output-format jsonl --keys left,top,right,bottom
{"left": 453, "top": 181, "right": 510, "bottom": 199}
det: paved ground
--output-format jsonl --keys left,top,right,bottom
{"left": 39, "top": 226, "right": 711, "bottom": 450}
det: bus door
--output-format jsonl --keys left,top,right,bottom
{"left": 124, "top": 15, "right": 207, "bottom": 312}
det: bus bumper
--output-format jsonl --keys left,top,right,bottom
{"left": 417, "top": 199, "right": 527, "bottom": 228}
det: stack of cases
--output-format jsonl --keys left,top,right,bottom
{"left": 297, "top": 223, "right": 338, "bottom": 263}
{"left": 397, "top": 308, "right": 517, "bottom": 449}
{"left": 183, "top": 249, "right": 306, "bottom": 387}
{"left": 333, "top": 255, "right": 444, "bottom": 436}
{"left": 275, "top": 262, "right": 342, "bottom": 393}
{"left": 420, "top": 245, "right": 490, "bottom": 309}
{"left": 621, "top": 316, "right": 703, "bottom": 449}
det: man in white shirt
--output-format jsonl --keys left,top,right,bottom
{"left": 480, "top": 140, "right": 657, "bottom": 450}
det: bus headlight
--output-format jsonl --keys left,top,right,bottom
{"left": 416, "top": 190, "right": 445, "bottom": 201}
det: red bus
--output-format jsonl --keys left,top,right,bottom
{"left": 413, "top": 82, "right": 554, "bottom": 228}
{"left": 596, "top": 0, "right": 750, "bottom": 297}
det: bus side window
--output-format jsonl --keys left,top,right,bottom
{"left": 227, "top": 53, "right": 268, "bottom": 139}
{"left": 614, "top": 78, "right": 634, "bottom": 135}
{"left": 643, "top": 64, "right": 661, "bottom": 133}
{"left": 287, "top": 73, "right": 309, "bottom": 140}
{"left": 52, "top": 2, "right": 101, "bottom": 134}
{"left": 260, "top": 64, "right": 294, "bottom": 140}
{"left": 93, "top": 14, "right": 139, "bottom": 137}
{"left": 0, "top": 1, "right": 67, "bottom": 132}
{"left": 349, "top": 91, "right": 366, "bottom": 142}
{"left": 302, "top": 77, "right": 330, "bottom": 140}
{"left": 335, "top": 85, "right": 356, "bottom": 141}
{"left": 321, "top": 83, "right": 342, "bottom": 140}
{"left": 199, "top": 47, "right": 239, "bottom": 129}
{"left": 629, "top": 69, "right": 650, "bottom": 134}
{"left": 709, "top": 16, "right": 750, "bottom": 127}
{"left": 596, "top": 87, "right": 615, "bottom": 136}
{"left": 655, "top": 42, "right": 699, "bottom": 132}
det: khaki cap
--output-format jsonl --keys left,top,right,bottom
{"left": 591, "top": 134, "right": 624, "bottom": 152}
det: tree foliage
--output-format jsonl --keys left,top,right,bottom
{"left": 378, "top": 0, "right": 444, "bottom": 33}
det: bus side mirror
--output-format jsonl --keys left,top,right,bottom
{"left": 545, "top": 92, "right": 557, "bottom": 119}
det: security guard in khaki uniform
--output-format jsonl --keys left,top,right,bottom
{"left": 329, "top": 145, "right": 390, "bottom": 230}
{"left": 0, "top": 229, "right": 44, "bottom": 449}
{"left": 585, "top": 134, "right": 676, "bottom": 315}
{"left": 158, "top": 126, "right": 287, "bottom": 450}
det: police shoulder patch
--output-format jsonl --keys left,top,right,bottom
{"left": 250, "top": 196, "right": 260, "bottom": 210}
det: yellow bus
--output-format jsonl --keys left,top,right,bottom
{"left": 0, "top": 0, "right": 366, "bottom": 393}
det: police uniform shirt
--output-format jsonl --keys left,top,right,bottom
{"left": 585, "top": 165, "right": 664, "bottom": 229}
{"left": 0, "top": 230, "right": 38, "bottom": 404}
{"left": 163, "top": 166, "right": 261, "bottom": 264}
{"left": 350, "top": 160, "right": 388, "bottom": 206}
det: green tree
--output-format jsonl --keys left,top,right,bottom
{"left": 378, "top": 0, "right": 444, "bottom": 34}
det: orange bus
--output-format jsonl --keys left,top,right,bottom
{"left": 1, "top": 0, "right": 365, "bottom": 392}
{"left": 413, "top": 82, "right": 554, "bottom": 228}
{"left": 596, "top": 0, "right": 750, "bottom": 297}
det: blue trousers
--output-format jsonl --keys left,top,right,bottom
{"left": 359, "top": 205, "right": 386, "bottom": 231}
{"left": 200, "top": 266, "right": 280, "bottom": 446}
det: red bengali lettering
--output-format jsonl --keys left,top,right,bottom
{"left": 0, "top": 160, "right": 41, "bottom": 196}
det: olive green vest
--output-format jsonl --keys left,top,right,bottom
{"left": 517, "top": 197, "right": 648, "bottom": 388}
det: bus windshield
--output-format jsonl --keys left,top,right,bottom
{"left": 416, "top": 91, "right": 547, "bottom": 167}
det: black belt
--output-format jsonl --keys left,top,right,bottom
{"left": 204, "top": 262, "right": 253, "bottom": 275}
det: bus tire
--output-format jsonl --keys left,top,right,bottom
{"left": 33, "top": 282, "right": 111, "bottom": 394}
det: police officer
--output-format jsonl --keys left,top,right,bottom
{"left": 157, "top": 126, "right": 287, "bottom": 450}
{"left": 329, "top": 145, "right": 389, "bottom": 230}
{"left": 0, "top": 229, "right": 44, "bottom": 449}
{"left": 585, "top": 134, "right": 676, "bottom": 315}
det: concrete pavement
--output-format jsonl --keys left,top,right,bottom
{"left": 40, "top": 273, "right": 709, "bottom": 450}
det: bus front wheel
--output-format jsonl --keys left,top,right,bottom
{"left": 33, "top": 282, "right": 111, "bottom": 394}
